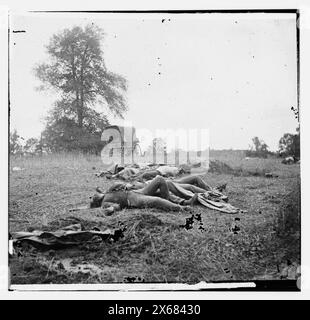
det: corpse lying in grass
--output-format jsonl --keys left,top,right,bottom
{"left": 90, "top": 175, "right": 230, "bottom": 215}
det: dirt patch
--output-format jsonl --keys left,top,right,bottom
{"left": 57, "top": 258, "right": 103, "bottom": 275}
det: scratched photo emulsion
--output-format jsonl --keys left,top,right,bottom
{"left": 8, "top": 11, "right": 300, "bottom": 290}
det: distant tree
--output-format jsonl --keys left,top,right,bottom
{"left": 34, "top": 24, "right": 128, "bottom": 152}
{"left": 246, "top": 136, "right": 269, "bottom": 158}
{"left": 152, "top": 137, "right": 167, "bottom": 151}
{"left": 278, "top": 128, "right": 300, "bottom": 159}
{"left": 24, "top": 137, "right": 40, "bottom": 153}
{"left": 252, "top": 136, "right": 268, "bottom": 153}
{"left": 9, "top": 129, "right": 24, "bottom": 154}
{"left": 42, "top": 116, "right": 109, "bottom": 153}
{"left": 145, "top": 137, "right": 167, "bottom": 155}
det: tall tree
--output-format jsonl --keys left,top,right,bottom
{"left": 9, "top": 129, "right": 24, "bottom": 154}
{"left": 251, "top": 137, "right": 269, "bottom": 154}
{"left": 246, "top": 136, "right": 269, "bottom": 158}
{"left": 34, "top": 24, "right": 127, "bottom": 147}
{"left": 278, "top": 129, "right": 300, "bottom": 159}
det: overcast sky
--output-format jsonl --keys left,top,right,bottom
{"left": 10, "top": 12, "right": 298, "bottom": 151}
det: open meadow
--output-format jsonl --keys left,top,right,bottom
{"left": 9, "top": 151, "right": 300, "bottom": 284}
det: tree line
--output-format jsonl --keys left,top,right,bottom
{"left": 245, "top": 128, "right": 300, "bottom": 160}
{"left": 9, "top": 24, "right": 300, "bottom": 159}
{"left": 10, "top": 127, "right": 301, "bottom": 160}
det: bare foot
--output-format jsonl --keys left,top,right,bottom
{"left": 183, "top": 193, "right": 198, "bottom": 206}
{"left": 189, "top": 193, "right": 198, "bottom": 206}
{"left": 180, "top": 205, "right": 193, "bottom": 213}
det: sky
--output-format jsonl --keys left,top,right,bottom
{"left": 9, "top": 12, "right": 298, "bottom": 151}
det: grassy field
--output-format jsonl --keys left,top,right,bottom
{"left": 9, "top": 151, "right": 300, "bottom": 284}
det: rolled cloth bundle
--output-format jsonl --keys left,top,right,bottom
{"left": 197, "top": 194, "right": 239, "bottom": 214}
{"left": 170, "top": 182, "right": 240, "bottom": 214}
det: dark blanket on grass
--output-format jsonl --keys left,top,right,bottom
{"left": 11, "top": 223, "right": 126, "bottom": 250}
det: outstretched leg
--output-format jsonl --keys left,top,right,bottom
{"left": 127, "top": 191, "right": 188, "bottom": 211}
{"left": 137, "top": 175, "right": 170, "bottom": 199}
{"left": 133, "top": 175, "right": 196, "bottom": 207}
{"left": 175, "top": 183, "right": 206, "bottom": 194}
{"left": 174, "top": 175, "right": 212, "bottom": 191}
{"left": 166, "top": 180, "right": 193, "bottom": 199}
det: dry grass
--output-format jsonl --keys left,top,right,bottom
{"left": 9, "top": 152, "right": 300, "bottom": 284}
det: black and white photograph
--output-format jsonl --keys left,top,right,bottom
{"left": 4, "top": 7, "right": 303, "bottom": 294}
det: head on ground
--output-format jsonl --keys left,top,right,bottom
{"left": 90, "top": 193, "right": 104, "bottom": 208}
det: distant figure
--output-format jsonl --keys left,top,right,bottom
{"left": 282, "top": 156, "right": 295, "bottom": 165}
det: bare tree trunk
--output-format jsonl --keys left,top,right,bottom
{"left": 77, "top": 45, "right": 88, "bottom": 128}
{"left": 75, "top": 90, "right": 83, "bottom": 127}
{"left": 71, "top": 47, "right": 84, "bottom": 128}
{"left": 78, "top": 89, "right": 84, "bottom": 127}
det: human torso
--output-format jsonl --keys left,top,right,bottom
{"left": 103, "top": 191, "right": 129, "bottom": 209}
